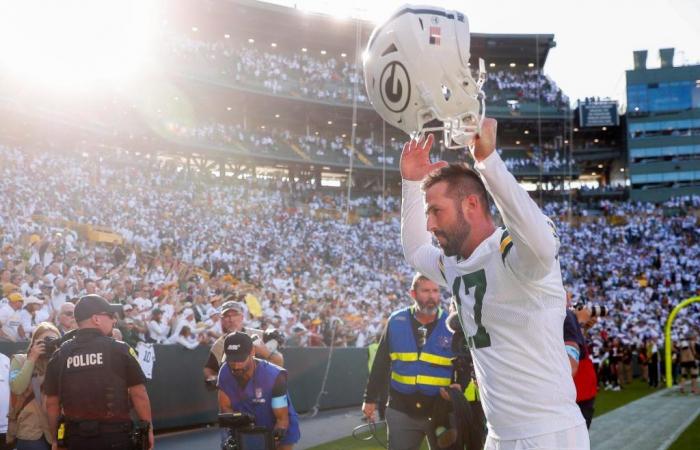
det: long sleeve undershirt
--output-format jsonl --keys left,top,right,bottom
{"left": 10, "top": 355, "right": 35, "bottom": 395}
{"left": 473, "top": 151, "right": 559, "bottom": 280}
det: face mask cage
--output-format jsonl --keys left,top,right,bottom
{"left": 414, "top": 58, "right": 487, "bottom": 151}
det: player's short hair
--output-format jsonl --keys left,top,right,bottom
{"left": 410, "top": 273, "right": 433, "bottom": 291}
{"left": 422, "top": 163, "right": 491, "bottom": 215}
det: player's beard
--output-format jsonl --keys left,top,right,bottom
{"left": 433, "top": 212, "right": 471, "bottom": 257}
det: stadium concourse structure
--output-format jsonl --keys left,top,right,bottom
{"left": 0, "top": 0, "right": 626, "bottom": 202}
{"left": 160, "top": 0, "right": 586, "bottom": 195}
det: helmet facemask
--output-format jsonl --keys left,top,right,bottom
{"left": 417, "top": 58, "right": 486, "bottom": 150}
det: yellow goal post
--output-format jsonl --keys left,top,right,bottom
{"left": 664, "top": 296, "right": 700, "bottom": 388}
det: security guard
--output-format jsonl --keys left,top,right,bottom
{"left": 44, "top": 295, "right": 154, "bottom": 450}
{"left": 362, "top": 274, "right": 454, "bottom": 450}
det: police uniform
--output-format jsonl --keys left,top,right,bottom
{"left": 44, "top": 296, "right": 147, "bottom": 450}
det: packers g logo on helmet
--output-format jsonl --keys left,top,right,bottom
{"left": 363, "top": 4, "right": 486, "bottom": 149}
{"left": 380, "top": 61, "right": 411, "bottom": 113}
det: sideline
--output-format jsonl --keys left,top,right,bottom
{"left": 589, "top": 387, "right": 700, "bottom": 450}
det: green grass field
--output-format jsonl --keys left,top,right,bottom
{"left": 668, "top": 412, "right": 700, "bottom": 450}
{"left": 593, "top": 379, "right": 657, "bottom": 416}
{"left": 308, "top": 380, "right": 675, "bottom": 450}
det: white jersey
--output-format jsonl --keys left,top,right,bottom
{"left": 402, "top": 151, "right": 584, "bottom": 440}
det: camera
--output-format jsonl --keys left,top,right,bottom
{"left": 218, "top": 413, "right": 274, "bottom": 450}
{"left": 42, "top": 336, "right": 60, "bottom": 356}
{"left": 574, "top": 302, "right": 608, "bottom": 318}
{"left": 262, "top": 329, "right": 285, "bottom": 351}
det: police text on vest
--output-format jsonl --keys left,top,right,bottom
{"left": 67, "top": 353, "right": 104, "bottom": 368}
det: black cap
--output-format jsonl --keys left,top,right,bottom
{"left": 224, "top": 332, "right": 253, "bottom": 362}
{"left": 74, "top": 295, "right": 123, "bottom": 323}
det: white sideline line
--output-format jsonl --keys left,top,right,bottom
{"left": 655, "top": 403, "right": 700, "bottom": 450}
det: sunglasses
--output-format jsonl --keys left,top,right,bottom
{"left": 62, "top": 311, "right": 74, "bottom": 317}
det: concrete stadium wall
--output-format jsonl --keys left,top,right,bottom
{"left": 0, "top": 343, "right": 369, "bottom": 430}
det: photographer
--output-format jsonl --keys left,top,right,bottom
{"left": 7, "top": 322, "right": 61, "bottom": 449}
{"left": 565, "top": 303, "right": 600, "bottom": 429}
{"left": 204, "top": 301, "right": 284, "bottom": 385}
{"left": 217, "top": 332, "right": 300, "bottom": 449}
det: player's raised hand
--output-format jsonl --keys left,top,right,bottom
{"left": 472, "top": 117, "right": 498, "bottom": 162}
{"left": 400, "top": 133, "right": 448, "bottom": 181}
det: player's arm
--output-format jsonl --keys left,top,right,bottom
{"left": 203, "top": 351, "right": 219, "bottom": 381}
{"left": 472, "top": 119, "right": 559, "bottom": 280}
{"left": 563, "top": 310, "right": 583, "bottom": 376}
{"left": 400, "top": 134, "right": 449, "bottom": 287}
{"left": 121, "top": 343, "right": 154, "bottom": 449}
{"left": 271, "top": 373, "right": 290, "bottom": 437}
{"left": 255, "top": 344, "right": 284, "bottom": 366}
{"left": 218, "top": 389, "right": 234, "bottom": 413}
{"left": 46, "top": 395, "right": 60, "bottom": 448}
{"left": 362, "top": 323, "right": 391, "bottom": 421}
{"left": 44, "top": 355, "right": 61, "bottom": 447}
{"left": 250, "top": 330, "right": 285, "bottom": 366}
{"left": 565, "top": 341, "right": 580, "bottom": 376}
{"left": 128, "top": 385, "right": 152, "bottom": 425}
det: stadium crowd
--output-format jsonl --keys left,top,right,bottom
{"left": 546, "top": 196, "right": 700, "bottom": 388}
{"left": 0, "top": 145, "right": 698, "bottom": 382}
{"left": 166, "top": 36, "right": 568, "bottom": 108}
{"left": 166, "top": 122, "right": 569, "bottom": 171}
{"left": 0, "top": 144, "right": 406, "bottom": 351}
{"left": 499, "top": 149, "right": 568, "bottom": 172}
{"left": 483, "top": 69, "right": 569, "bottom": 109}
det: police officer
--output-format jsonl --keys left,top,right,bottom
{"left": 203, "top": 300, "right": 284, "bottom": 385}
{"left": 44, "top": 295, "right": 154, "bottom": 450}
{"left": 218, "top": 332, "right": 300, "bottom": 449}
{"left": 362, "top": 274, "right": 454, "bottom": 450}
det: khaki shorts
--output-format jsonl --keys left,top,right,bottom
{"left": 680, "top": 362, "right": 698, "bottom": 377}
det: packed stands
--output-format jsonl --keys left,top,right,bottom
{"left": 0, "top": 144, "right": 697, "bottom": 355}
{"left": 166, "top": 122, "right": 569, "bottom": 172}
{"left": 165, "top": 36, "right": 568, "bottom": 108}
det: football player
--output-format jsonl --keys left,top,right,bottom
{"left": 363, "top": 5, "right": 588, "bottom": 448}
{"left": 400, "top": 121, "right": 588, "bottom": 449}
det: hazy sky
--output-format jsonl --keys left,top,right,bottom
{"left": 269, "top": 0, "right": 700, "bottom": 108}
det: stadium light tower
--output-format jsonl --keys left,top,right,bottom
{"left": 0, "top": 0, "right": 157, "bottom": 92}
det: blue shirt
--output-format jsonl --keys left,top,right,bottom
{"left": 218, "top": 358, "right": 300, "bottom": 445}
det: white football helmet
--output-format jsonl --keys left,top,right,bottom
{"left": 363, "top": 5, "right": 486, "bottom": 149}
